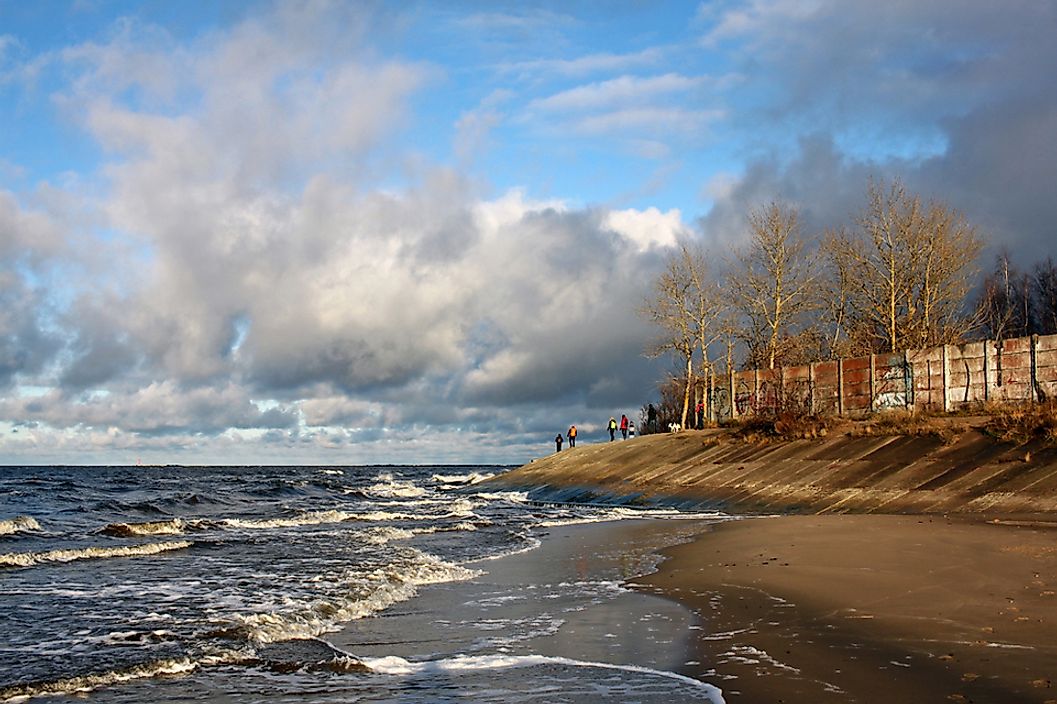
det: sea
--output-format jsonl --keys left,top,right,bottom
{"left": 0, "top": 465, "right": 728, "bottom": 703}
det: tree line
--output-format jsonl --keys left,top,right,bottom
{"left": 640, "top": 177, "right": 1057, "bottom": 429}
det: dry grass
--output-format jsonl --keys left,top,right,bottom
{"left": 726, "top": 412, "right": 841, "bottom": 443}
{"left": 983, "top": 401, "right": 1057, "bottom": 445}
{"left": 847, "top": 409, "right": 967, "bottom": 444}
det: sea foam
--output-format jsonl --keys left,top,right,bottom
{"left": 0, "top": 657, "right": 196, "bottom": 702}
{"left": 431, "top": 471, "right": 495, "bottom": 485}
{"left": 362, "top": 653, "right": 726, "bottom": 703}
{"left": 0, "top": 541, "right": 192, "bottom": 569}
{"left": 101, "top": 519, "right": 187, "bottom": 537}
{"left": 0, "top": 516, "right": 41, "bottom": 536}
{"left": 235, "top": 550, "right": 483, "bottom": 644}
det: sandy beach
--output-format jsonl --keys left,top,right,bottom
{"left": 636, "top": 514, "right": 1057, "bottom": 704}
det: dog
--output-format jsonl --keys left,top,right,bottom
{"left": 668, "top": 422, "right": 682, "bottom": 433}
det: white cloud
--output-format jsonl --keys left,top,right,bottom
{"left": 604, "top": 206, "right": 689, "bottom": 251}
{"left": 529, "top": 73, "right": 708, "bottom": 112}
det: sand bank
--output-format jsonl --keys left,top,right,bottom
{"left": 636, "top": 514, "right": 1057, "bottom": 703}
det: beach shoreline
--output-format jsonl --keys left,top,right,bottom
{"left": 634, "top": 514, "right": 1057, "bottom": 703}
{"left": 330, "top": 517, "right": 727, "bottom": 702}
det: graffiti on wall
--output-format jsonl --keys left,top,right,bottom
{"left": 873, "top": 364, "right": 909, "bottom": 410}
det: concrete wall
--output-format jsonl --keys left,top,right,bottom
{"left": 485, "top": 427, "right": 1057, "bottom": 516}
{"left": 691, "top": 333, "right": 1057, "bottom": 425}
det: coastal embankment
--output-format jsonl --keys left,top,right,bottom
{"left": 482, "top": 424, "right": 1057, "bottom": 702}
{"left": 484, "top": 423, "right": 1057, "bottom": 516}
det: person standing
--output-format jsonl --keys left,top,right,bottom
{"left": 607, "top": 417, "right": 617, "bottom": 441}
{"left": 620, "top": 414, "right": 629, "bottom": 440}
{"left": 567, "top": 424, "right": 577, "bottom": 448}
{"left": 555, "top": 434, "right": 564, "bottom": 452}
{"left": 647, "top": 404, "right": 657, "bottom": 433}
{"left": 628, "top": 421, "right": 636, "bottom": 438}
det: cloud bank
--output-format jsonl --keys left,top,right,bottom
{"left": 1, "top": 1, "right": 1055, "bottom": 464}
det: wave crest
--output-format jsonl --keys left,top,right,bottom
{"left": 0, "top": 657, "right": 196, "bottom": 702}
{"left": 431, "top": 471, "right": 495, "bottom": 485}
{"left": 234, "top": 550, "right": 482, "bottom": 644}
{"left": 0, "top": 516, "right": 41, "bottom": 536}
{"left": 101, "top": 519, "right": 187, "bottom": 537}
{"left": 0, "top": 541, "right": 192, "bottom": 569}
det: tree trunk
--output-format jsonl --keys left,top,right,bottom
{"left": 681, "top": 354, "right": 692, "bottom": 428}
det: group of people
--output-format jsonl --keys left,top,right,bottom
{"left": 554, "top": 414, "right": 635, "bottom": 452}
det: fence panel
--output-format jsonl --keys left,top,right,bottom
{"left": 841, "top": 356, "right": 872, "bottom": 415}
{"left": 1037, "top": 334, "right": 1057, "bottom": 400}
{"left": 813, "top": 360, "right": 841, "bottom": 415}
{"left": 873, "top": 353, "right": 909, "bottom": 410}
{"left": 686, "top": 332, "right": 1055, "bottom": 429}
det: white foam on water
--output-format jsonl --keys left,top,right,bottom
{"left": 219, "top": 510, "right": 359, "bottom": 530}
{"left": 317, "top": 469, "right": 345, "bottom": 476}
{"left": 361, "top": 521, "right": 481, "bottom": 545}
{"left": 540, "top": 507, "right": 730, "bottom": 528}
{"left": 236, "top": 550, "right": 484, "bottom": 644}
{"left": 0, "top": 657, "right": 197, "bottom": 703}
{"left": 431, "top": 471, "right": 495, "bottom": 485}
{"left": 101, "top": 519, "right": 187, "bottom": 537}
{"left": 0, "top": 516, "right": 41, "bottom": 536}
{"left": 722, "top": 644, "right": 800, "bottom": 674}
{"left": 218, "top": 508, "right": 437, "bottom": 531}
{"left": 367, "top": 476, "right": 427, "bottom": 499}
{"left": 361, "top": 526, "right": 418, "bottom": 544}
{"left": 0, "top": 541, "right": 193, "bottom": 569}
{"left": 361, "top": 653, "right": 725, "bottom": 703}
{"left": 474, "top": 490, "right": 530, "bottom": 503}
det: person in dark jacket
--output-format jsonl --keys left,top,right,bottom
{"left": 555, "top": 434, "right": 564, "bottom": 452}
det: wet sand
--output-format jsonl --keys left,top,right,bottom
{"left": 636, "top": 514, "right": 1057, "bottom": 703}
{"left": 330, "top": 519, "right": 724, "bottom": 702}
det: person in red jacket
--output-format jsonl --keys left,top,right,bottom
{"left": 620, "top": 414, "right": 629, "bottom": 440}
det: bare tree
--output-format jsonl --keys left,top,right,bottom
{"left": 729, "top": 203, "right": 818, "bottom": 369}
{"left": 641, "top": 243, "right": 726, "bottom": 428}
{"left": 818, "top": 228, "right": 857, "bottom": 359}
{"left": 829, "top": 179, "right": 981, "bottom": 354}
{"left": 1034, "top": 257, "right": 1057, "bottom": 335}
{"left": 976, "top": 253, "right": 1033, "bottom": 340}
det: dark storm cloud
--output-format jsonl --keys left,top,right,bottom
{"left": 700, "top": 1, "right": 1057, "bottom": 264}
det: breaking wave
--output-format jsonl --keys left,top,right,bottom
{"left": 0, "top": 657, "right": 197, "bottom": 703}
{"left": 101, "top": 519, "right": 187, "bottom": 537}
{"left": 0, "top": 516, "right": 41, "bottom": 536}
{"left": 233, "top": 550, "right": 483, "bottom": 644}
{"left": 217, "top": 508, "right": 442, "bottom": 531}
{"left": 0, "top": 541, "right": 193, "bottom": 569}
{"left": 431, "top": 471, "right": 495, "bottom": 485}
{"left": 366, "top": 474, "right": 427, "bottom": 499}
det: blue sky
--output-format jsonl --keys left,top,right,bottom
{"left": 1, "top": 1, "right": 1055, "bottom": 465}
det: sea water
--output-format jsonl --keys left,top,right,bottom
{"left": 0, "top": 465, "right": 726, "bottom": 702}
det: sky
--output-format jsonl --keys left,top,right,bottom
{"left": 1, "top": 0, "right": 1055, "bottom": 466}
